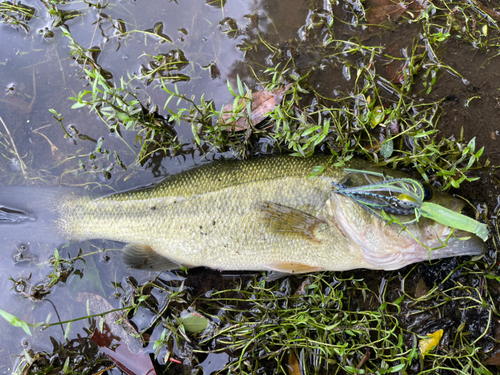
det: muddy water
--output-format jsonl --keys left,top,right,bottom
{"left": 1, "top": 0, "right": 500, "bottom": 373}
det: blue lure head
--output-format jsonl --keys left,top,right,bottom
{"left": 333, "top": 169, "right": 427, "bottom": 224}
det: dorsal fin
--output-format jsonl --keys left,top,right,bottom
{"left": 257, "top": 201, "right": 327, "bottom": 243}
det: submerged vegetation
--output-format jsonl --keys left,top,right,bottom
{"left": 1, "top": 0, "right": 500, "bottom": 373}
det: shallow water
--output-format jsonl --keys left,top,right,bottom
{"left": 1, "top": 0, "right": 500, "bottom": 373}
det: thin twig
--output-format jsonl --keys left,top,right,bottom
{"left": 356, "top": 348, "right": 371, "bottom": 370}
{"left": 93, "top": 364, "right": 116, "bottom": 375}
{"left": 29, "top": 64, "right": 36, "bottom": 110}
{"left": 0, "top": 115, "right": 27, "bottom": 178}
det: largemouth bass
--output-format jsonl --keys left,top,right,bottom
{"left": 0, "top": 156, "right": 486, "bottom": 277}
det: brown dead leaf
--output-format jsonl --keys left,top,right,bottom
{"left": 294, "top": 277, "right": 311, "bottom": 295}
{"left": 384, "top": 43, "right": 424, "bottom": 83}
{"left": 286, "top": 350, "right": 301, "bottom": 375}
{"left": 366, "top": 0, "right": 429, "bottom": 27}
{"left": 415, "top": 278, "right": 429, "bottom": 298}
{"left": 385, "top": 64, "right": 407, "bottom": 83}
{"left": 407, "top": 0, "right": 429, "bottom": 12}
{"left": 385, "top": 62, "right": 408, "bottom": 83}
{"left": 0, "top": 95, "right": 34, "bottom": 114}
{"left": 221, "top": 84, "right": 291, "bottom": 132}
{"left": 91, "top": 323, "right": 157, "bottom": 375}
{"left": 485, "top": 350, "right": 500, "bottom": 365}
{"left": 365, "top": 0, "right": 408, "bottom": 24}
{"left": 77, "top": 292, "right": 143, "bottom": 351}
{"left": 77, "top": 292, "right": 157, "bottom": 375}
{"left": 469, "top": 0, "right": 500, "bottom": 19}
{"left": 384, "top": 44, "right": 409, "bottom": 83}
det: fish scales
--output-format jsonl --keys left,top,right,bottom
{"left": 5, "top": 155, "right": 482, "bottom": 276}
{"left": 55, "top": 156, "right": 369, "bottom": 272}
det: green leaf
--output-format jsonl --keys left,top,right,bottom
{"left": 0, "top": 309, "right": 32, "bottom": 336}
{"left": 301, "top": 125, "right": 321, "bottom": 137}
{"left": 388, "top": 363, "right": 405, "bottom": 372}
{"left": 343, "top": 365, "right": 357, "bottom": 373}
{"left": 71, "top": 102, "right": 88, "bottom": 109}
{"left": 322, "top": 119, "right": 330, "bottom": 135}
{"left": 117, "top": 112, "right": 132, "bottom": 122}
{"left": 394, "top": 295, "right": 405, "bottom": 305}
{"left": 62, "top": 356, "right": 70, "bottom": 374}
{"left": 370, "top": 106, "right": 384, "bottom": 127}
{"left": 179, "top": 312, "right": 209, "bottom": 333}
{"left": 236, "top": 75, "right": 244, "bottom": 96}
{"left": 466, "top": 137, "right": 476, "bottom": 153}
{"left": 485, "top": 274, "right": 500, "bottom": 281}
{"left": 226, "top": 79, "right": 236, "bottom": 97}
{"left": 476, "top": 146, "right": 484, "bottom": 159}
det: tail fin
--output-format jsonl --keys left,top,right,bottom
{"left": 0, "top": 206, "right": 34, "bottom": 224}
{"left": 0, "top": 186, "right": 69, "bottom": 248}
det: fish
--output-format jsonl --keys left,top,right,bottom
{"left": 0, "top": 156, "right": 487, "bottom": 278}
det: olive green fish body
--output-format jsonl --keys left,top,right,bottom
{"left": 51, "top": 156, "right": 486, "bottom": 275}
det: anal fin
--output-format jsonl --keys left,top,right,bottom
{"left": 257, "top": 201, "right": 327, "bottom": 243}
{"left": 265, "top": 262, "right": 325, "bottom": 281}
{"left": 122, "top": 243, "right": 181, "bottom": 272}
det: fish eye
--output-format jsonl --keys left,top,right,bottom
{"left": 423, "top": 185, "right": 433, "bottom": 201}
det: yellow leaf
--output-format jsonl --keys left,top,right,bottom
{"left": 419, "top": 329, "right": 443, "bottom": 358}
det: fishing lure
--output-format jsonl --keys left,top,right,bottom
{"left": 334, "top": 169, "right": 489, "bottom": 241}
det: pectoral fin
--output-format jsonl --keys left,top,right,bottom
{"left": 122, "top": 243, "right": 182, "bottom": 271}
{"left": 257, "top": 201, "right": 327, "bottom": 243}
{"left": 265, "top": 262, "right": 325, "bottom": 281}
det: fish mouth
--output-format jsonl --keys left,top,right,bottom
{"left": 358, "top": 230, "right": 487, "bottom": 271}
{"left": 398, "top": 231, "right": 486, "bottom": 269}
{"left": 422, "top": 230, "right": 486, "bottom": 260}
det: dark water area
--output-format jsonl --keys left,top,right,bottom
{"left": 1, "top": 0, "right": 500, "bottom": 374}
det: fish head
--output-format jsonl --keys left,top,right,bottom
{"left": 322, "top": 185, "right": 487, "bottom": 270}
